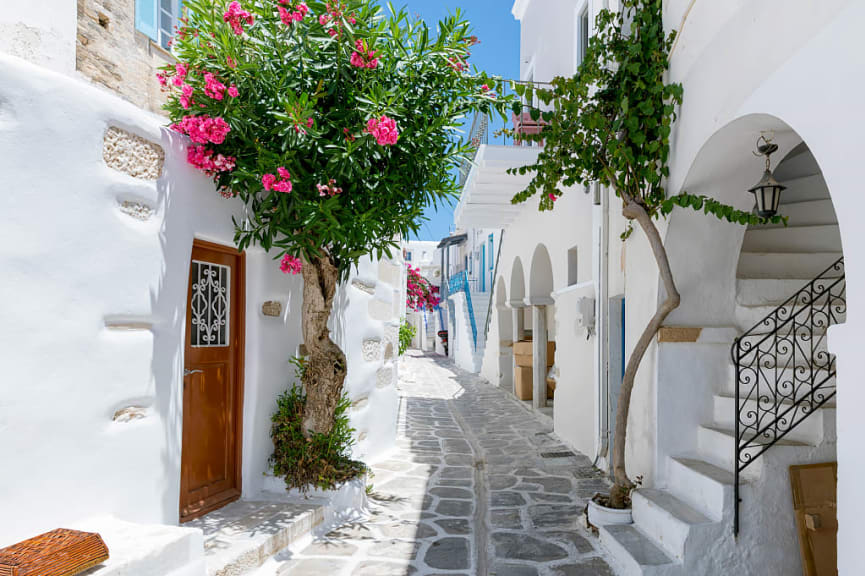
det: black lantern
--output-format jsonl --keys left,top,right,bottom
{"left": 749, "top": 135, "right": 786, "bottom": 218}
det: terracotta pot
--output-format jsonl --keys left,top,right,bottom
{"left": 587, "top": 498, "right": 633, "bottom": 527}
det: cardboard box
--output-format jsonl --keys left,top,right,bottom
{"left": 512, "top": 340, "right": 556, "bottom": 367}
{"left": 515, "top": 366, "right": 533, "bottom": 400}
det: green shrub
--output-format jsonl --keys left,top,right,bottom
{"left": 270, "top": 358, "right": 366, "bottom": 492}
{"left": 399, "top": 319, "right": 417, "bottom": 355}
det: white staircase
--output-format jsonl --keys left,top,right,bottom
{"left": 600, "top": 146, "right": 843, "bottom": 575}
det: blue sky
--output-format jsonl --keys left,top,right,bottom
{"left": 397, "top": 0, "right": 520, "bottom": 241}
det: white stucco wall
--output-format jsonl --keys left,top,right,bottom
{"left": 0, "top": 0, "right": 76, "bottom": 73}
{"left": 0, "top": 53, "right": 399, "bottom": 546}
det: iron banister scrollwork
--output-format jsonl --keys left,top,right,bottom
{"left": 732, "top": 257, "right": 845, "bottom": 535}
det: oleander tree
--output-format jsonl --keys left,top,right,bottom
{"left": 510, "top": 0, "right": 785, "bottom": 507}
{"left": 161, "top": 0, "right": 509, "bottom": 436}
{"left": 406, "top": 264, "right": 440, "bottom": 311}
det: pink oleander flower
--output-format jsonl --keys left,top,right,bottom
{"left": 481, "top": 84, "right": 489, "bottom": 92}
{"left": 203, "top": 72, "right": 227, "bottom": 100}
{"left": 156, "top": 72, "right": 167, "bottom": 87}
{"left": 176, "top": 62, "right": 189, "bottom": 79}
{"left": 319, "top": 14, "right": 331, "bottom": 25}
{"left": 223, "top": 1, "right": 254, "bottom": 35}
{"left": 316, "top": 179, "right": 342, "bottom": 197}
{"left": 448, "top": 57, "right": 467, "bottom": 72}
{"left": 351, "top": 39, "right": 379, "bottom": 69}
{"left": 180, "top": 83, "right": 194, "bottom": 109}
{"left": 549, "top": 193, "right": 558, "bottom": 202}
{"left": 227, "top": 84, "right": 239, "bottom": 97}
{"left": 227, "top": 56, "right": 237, "bottom": 69}
{"left": 365, "top": 115, "right": 399, "bottom": 146}
{"left": 280, "top": 254, "right": 303, "bottom": 275}
{"left": 262, "top": 174, "right": 276, "bottom": 191}
{"left": 173, "top": 115, "right": 231, "bottom": 144}
{"left": 187, "top": 145, "right": 236, "bottom": 176}
{"left": 263, "top": 167, "right": 292, "bottom": 193}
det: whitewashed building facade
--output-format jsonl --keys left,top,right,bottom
{"left": 451, "top": 0, "right": 865, "bottom": 573}
{"left": 0, "top": 1, "right": 403, "bottom": 572}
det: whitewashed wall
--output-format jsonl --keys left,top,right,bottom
{"left": 0, "top": 0, "right": 75, "bottom": 74}
{"left": 0, "top": 53, "right": 398, "bottom": 546}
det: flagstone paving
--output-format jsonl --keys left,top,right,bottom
{"left": 262, "top": 350, "right": 616, "bottom": 576}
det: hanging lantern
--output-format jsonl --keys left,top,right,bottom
{"left": 748, "top": 135, "right": 786, "bottom": 218}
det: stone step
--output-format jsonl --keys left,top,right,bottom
{"left": 631, "top": 489, "right": 713, "bottom": 562}
{"left": 599, "top": 524, "right": 682, "bottom": 576}
{"left": 666, "top": 457, "right": 736, "bottom": 522}
{"left": 697, "top": 425, "right": 811, "bottom": 480}
{"left": 776, "top": 173, "right": 830, "bottom": 204}
{"left": 753, "top": 199, "right": 837, "bottom": 229}
{"left": 737, "top": 251, "right": 843, "bottom": 280}
{"left": 741, "top": 224, "right": 841, "bottom": 254}
{"left": 70, "top": 517, "right": 205, "bottom": 576}
{"left": 736, "top": 277, "right": 844, "bottom": 306}
{"left": 712, "top": 394, "right": 833, "bottom": 445}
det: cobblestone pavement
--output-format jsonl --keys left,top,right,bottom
{"left": 269, "top": 350, "right": 615, "bottom": 576}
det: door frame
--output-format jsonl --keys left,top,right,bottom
{"left": 179, "top": 238, "right": 246, "bottom": 522}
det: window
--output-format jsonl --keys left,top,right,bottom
{"left": 136, "top": 0, "right": 183, "bottom": 50}
{"left": 576, "top": 4, "right": 590, "bottom": 71}
{"left": 568, "top": 247, "right": 578, "bottom": 286}
{"left": 488, "top": 234, "right": 494, "bottom": 270}
{"left": 406, "top": 251, "right": 412, "bottom": 262}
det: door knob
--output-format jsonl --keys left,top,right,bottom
{"left": 184, "top": 369, "right": 204, "bottom": 376}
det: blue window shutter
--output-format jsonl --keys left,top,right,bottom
{"left": 135, "top": 0, "right": 158, "bottom": 41}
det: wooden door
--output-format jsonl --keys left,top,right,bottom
{"left": 790, "top": 462, "right": 837, "bottom": 576}
{"left": 180, "top": 240, "right": 245, "bottom": 522}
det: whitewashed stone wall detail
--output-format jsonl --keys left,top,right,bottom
{"left": 383, "top": 342, "right": 394, "bottom": 362}
{"left": 118, "top": 199, "right": 155, "bottom": 221}
{"left": 351, "top": 397, "right": 369, "bottom": 410}
{"left": 351, "top": 279, "right": 376, "bottom": 295}
{"left": 362, "top": 339, "right": 381, "bottom": 361}
{"left": 377, "top": 260, "right": 402, "bottom": 286}
{"left": 368, "top": 299, "right": 393, "bottom": 321}
{"left": 376, "top": 366, "right": 394, "bottom": 389}
{"left": 103, "top": 126, "right": 164, "bottom": 180}
{"left": 112, "top": 405, "right": 150, "bottom": 423}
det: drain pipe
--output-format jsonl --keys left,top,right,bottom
{"left": 592, "top": 183, "right": 611, "bottom": 469}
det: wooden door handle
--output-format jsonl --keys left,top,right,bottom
{"left": 184, "top": 369, "right": 204, "bottom": 376}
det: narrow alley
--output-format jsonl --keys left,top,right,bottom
{"left": 262, "top": 351, "right": 615, "bottom": 576}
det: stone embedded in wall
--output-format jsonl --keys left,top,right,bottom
{"left": 362, "top": 339, "right": 382, "bottom": 361}
{"left": 351, "top": 279, "right": 376, "bottom": 295}
{"left": 352, "top": 397, "right": 369, "bottom": 410}
{"left": 377, "top": 367, "right": 394, "bottom": 389}
{"left": 262, "top": 301, "right": 282, "bottom": 317}
{"left": 658, "top": 326, "right": 702, "bottom": 343}
{"left": 103, "top": 127, "right": 164, "bottom": 180}
{"left": 384, "top": 343, "right": 394, "bottom": 362}
{"left": 118, "top": 199, "right": 154, "bottom": 221}
{"left": 113, "top": 405, "right": 149, "bottom": 423}
{"left": 357, "top": 431, "right": 368, "bottom": 442}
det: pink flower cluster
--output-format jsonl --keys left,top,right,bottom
{"left": 316, "top": 179, "right": 343, "bottom": 197}
{"left": 223, "top": 1, "right": 254, "bottom": 35}
{"left": 278, "top": 1, "right": 308, "bottom": 25}
{"left": 365, "top": 115, "right": 399, "bottom": 146}
{"left": 447, "top": 57, "right": 467, "bottom": 72}
{"left": 203, "top": 72, "right": 227, "bottom": 100}
{"left": 180, "top": 83, "right": 195, "bottom": 109}
{"left": 318, "top": 2, "right": 356, "bottom": 37}
{"left": 280, "top": 254, "right": 303, "bottom": 274}
{"left": 262, "top": 167, "right": 293, "bottom": 193}
{"left": 406, "top": 265, "right": 440, "bottom": 311}
{"left": 350, "top": 39, "right": 378, "bottom": 69}
{"left": 187, "top": 145, "right": 236, "bottom": 175}
{"left": 171, "top": 115, "right": 232, "bottom": 145}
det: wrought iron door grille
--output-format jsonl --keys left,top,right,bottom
{"left": 731, "top": 257, "right": 845, "bottom": 535}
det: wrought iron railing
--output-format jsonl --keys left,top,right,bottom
{"left": 448, "top": 270, "right": 478, "bottom": 349}
{"left": 731, "top": 257, "right": 845, "bottom": 535}
{"left": 459, "top": 81, "right": 553, "bottom": 187}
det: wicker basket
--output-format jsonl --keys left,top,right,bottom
{"left": 0, "top": 528, "right": 109, "bottom": 576}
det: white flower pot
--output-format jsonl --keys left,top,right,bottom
{"left": 588, "top": 498, "right": 633, "bottom": 527}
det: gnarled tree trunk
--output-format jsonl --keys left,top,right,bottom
{"left": 608, "top": 200, "right": 681, "bottom": 508}
{"left": 300, "top": 253, "right": 347, "bottom": 436}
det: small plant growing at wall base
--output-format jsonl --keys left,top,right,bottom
{"left": 510, "top": 0, "right": 785, "bottom": 508}
{"left": 399, "top": 319, "right": 417, "bottom": 355}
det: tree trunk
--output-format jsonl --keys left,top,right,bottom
{"left": 608, "top": 201, "right": 681, "bottom": 508}
{"left": 300, "top": 253, "right": 347, "bottom": 436}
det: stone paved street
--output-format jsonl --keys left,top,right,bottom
{"left": 264, "top": 350, "right": 615, "bottom": 576}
